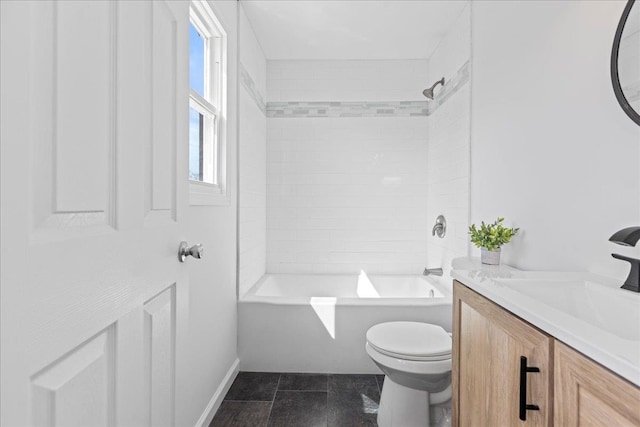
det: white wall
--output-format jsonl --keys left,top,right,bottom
{"left": 426, "top": 5, "right": 471, "bottom": 273}
{"left": 266, "top": 60, "right": 430, "bottom": 274}
{"left": 238, "top": 5, "right": 267, "bottom": 297}
{"left": 267, "top": 60, "right": 429, "bottom": 102}
{"left": 179, "top": 1, "right": 239, "bottom": 426}
{"left": 470, "top": 0, "right": 640, "bottom": 280}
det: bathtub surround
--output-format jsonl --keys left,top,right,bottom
{"left": 426, "top": 4, "right": 472, "bottom": 275}
{"left": 238, "top": 5, "right": 267, "bottom": 298}
{"left": 425, "top": 85, "right": 471, "bottom": 271}
{"left": 266, "top": 59, "right": 431, "bottom": 274}
{"left": 266, "top": 116, "right": 429, "bottom": 274}
{"left": 235, "top": 3, "right": 471, "bottom": 386}
{"left": 261, "top": 5, "right": 472, "bottom": 276}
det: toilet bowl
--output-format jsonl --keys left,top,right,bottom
{"left": 366, "top": 321, "right": 452, "bottom": 427}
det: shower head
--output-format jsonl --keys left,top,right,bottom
{"left": 423, "top": 77, "right": 445, "bottom": 100}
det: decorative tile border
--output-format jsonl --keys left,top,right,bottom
{"left": 265, "top": 60, "right": 470, "bottom": 118}
{"left": 266, "top": 101, "right": 428, "bottom": 118}
{"left": 240, "top": 62, "right": 267, "bottom": 115}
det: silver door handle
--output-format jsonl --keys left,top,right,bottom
{"left": 179, "top": 242, "right": 203, "bottom": 262}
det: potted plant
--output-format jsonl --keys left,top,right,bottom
{"left": 468, "top": 217, "right": 519, "bottom": 265}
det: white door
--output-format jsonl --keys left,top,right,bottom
{"left": 1, "top": 1, "right": 195, "bottom": 425}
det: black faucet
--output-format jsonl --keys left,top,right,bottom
{"left": 609, "top": 226, "right": 640, "bottom": 293}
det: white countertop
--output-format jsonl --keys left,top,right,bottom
{"left": 451, "top": 258, "right": 640, "bottom": 387}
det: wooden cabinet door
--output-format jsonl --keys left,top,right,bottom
{"left": 452, "top": 281, "right": 553, "bottom": 427}
{"left": 555, "top": 341, "right": 640, "bottom": 426}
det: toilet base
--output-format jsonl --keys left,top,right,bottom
{"left": 378, "top": 377, "right": 429, "bottom": 427}
{"left": 377, "top": 377, "right": 451, "bottom": 427}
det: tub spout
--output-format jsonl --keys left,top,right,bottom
{"left": 423, "top": 268, "right": 443, "bottom": 276}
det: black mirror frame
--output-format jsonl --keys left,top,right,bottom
{"left": 611, "top": 0, "right": 640, "bottom": 126}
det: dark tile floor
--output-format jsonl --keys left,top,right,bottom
{"left": 211, "top": 372, "right": 385, "bottom": 427}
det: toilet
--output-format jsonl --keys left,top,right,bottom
{"left": 365, "top": 321, "right": 452, "bottom": 427}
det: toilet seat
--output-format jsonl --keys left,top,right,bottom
{"left": 366, "top": 321, "right": 451, "bottom": 362}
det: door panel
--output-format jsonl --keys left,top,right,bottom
{"left": 147, "top": 0, "right": 178, "bottom": 223}
{"left": 31, "top": 327, "right": 116, "bottom": 427}
{"left": 54, "top": 1, "right": 114, "bottom": 215}
{"left": 30, "top": 1, "right": 116, "bottom": 238}
{"left": 144, "top": 285, "right": 177, "bottom": 427}
{"left": 1, "top": 1, "right": 189, "bottom": 426}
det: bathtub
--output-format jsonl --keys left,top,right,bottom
{"left": 238, "top": 273, "right": 453, "bottom": 374}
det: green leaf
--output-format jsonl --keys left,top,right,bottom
{"left": 468, "top": 217, "right": 519, "bottom": 250}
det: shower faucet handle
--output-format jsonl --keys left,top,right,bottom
{"left": 432, "top": 215, "right": 447, "bottom": 238}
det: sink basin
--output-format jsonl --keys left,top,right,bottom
{"left": 495, "top": 279, "right": 640, "bottom": 341}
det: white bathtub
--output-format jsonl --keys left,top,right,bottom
{"left": 239, "top": 273, "right": 453, "bottom": 374}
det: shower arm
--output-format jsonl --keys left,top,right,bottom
{"left": 430, "top": 78, "right": 445, "bottom": 91}
{"left": 423, "top": 77, "right": 446, "bottom": 99}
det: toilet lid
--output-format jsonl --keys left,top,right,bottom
{"left": 366, "top": 321, "right": 451, "bottom": 361}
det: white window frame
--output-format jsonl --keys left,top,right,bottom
{"left": 189, "top": 0, "right": 228, "bottom": 206}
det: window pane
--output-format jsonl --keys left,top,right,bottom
{"left": 189, "top": 106, "right": 216, "bottom": 184}
{"left": 189, "top": 23, "right": 205, "bottom": 97}
{"left": 203, "top": 116, "right": 217, "bottom": 184}
{"left": 189, "top": 107, "right": 202, "bottom": 181}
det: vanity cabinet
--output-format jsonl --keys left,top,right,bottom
{"left": 452, "top": 280, "right": 640, "bottom": 427}
{"left": 452, "top": 281, "right": 553, "bottom": 427}
{"left": 554, "top": 341, "right": 640, "bottom": 426}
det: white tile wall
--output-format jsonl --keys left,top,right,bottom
{"left": 426, "top": 85, "right": 470, "bottom": 272}
{"left": 426, "top": 5, "right": 471, "bottom": 273}
{"left": 267, "top": 116, "right": 429, "bottom": 274}
{"left": 238, "top": 6, "right": 267, "bottom": 296}
{"left": 262, "top": 30, "right": 469, "bottom": 276}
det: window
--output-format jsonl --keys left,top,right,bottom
{"left": 189, "top": 0, "right": 227, "bottom": 205}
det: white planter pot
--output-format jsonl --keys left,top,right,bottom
{"left": 481, "top": 248, "right": 501, "bottom": 265}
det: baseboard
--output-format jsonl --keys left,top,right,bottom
{"left": 195, "top": 357, "right": 240, "bottom": 427}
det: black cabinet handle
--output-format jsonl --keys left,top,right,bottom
{"left": 519, "top": 356, "right": 540, "bottom": 421}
